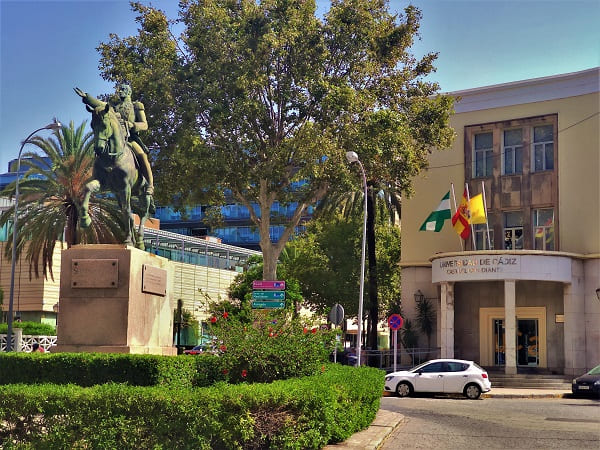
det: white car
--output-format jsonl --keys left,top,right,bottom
{"left": 384, "top": 359, "right": 492, "bottom": 400}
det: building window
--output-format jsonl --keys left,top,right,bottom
{"left": 474, "top": 132, "right": 493, "bottom": 177}
{"left": 474, "top": 224, "right": 494, "bottom": 250}
{"left": 533, "top": 208, "right": 554, "bottom": 250}
{"left": 533, "top": 125, "right": 554, "bottom": 171}
{"left": 504, "top": 211, "right": 523, "bottom": 250}
{"left": 503, "top": 129, "right": 522, "bottom": 175}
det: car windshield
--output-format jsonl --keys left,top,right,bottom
{"left": 587, "top": 365, "right": 600, "bottom": 375}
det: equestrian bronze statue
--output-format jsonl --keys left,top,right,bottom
{"left": 74, "top": 85, "right": 154, "bottom": 249}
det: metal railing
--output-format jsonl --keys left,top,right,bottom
{"left": 360, "top": 347, "right": 441, "bottom": 372}
{"left": 1, "top": 331, "right": 57, "bottom": 352}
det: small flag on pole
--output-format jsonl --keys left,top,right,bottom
{"left": 469, "top": 193, "right": 486, "bottom": 224}
{"left": 419, "top": 192, "right": 452, "bottom": 232}
{"left": 452, "top": 189, "right": 471, "bottom": 239}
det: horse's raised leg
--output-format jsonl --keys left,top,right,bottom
{"left": 79, "top": 179, "right": 100, "bottom": 228}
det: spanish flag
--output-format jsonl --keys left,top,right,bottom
{"left": 452, "top": 189, "right": 470, "bottom": 239}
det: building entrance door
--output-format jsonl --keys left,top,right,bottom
{"left": 480, "top": 307, "right": 546, "bottom": 368}
{"left": 517, "top": 319, "right": 538, "bottom": 366}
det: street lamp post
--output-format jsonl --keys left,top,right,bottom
{"left": 345, "top": 151, "right": 367, "bottom": 366}
{"left": 5, "top": 119, "right": 61, "bottom": 352}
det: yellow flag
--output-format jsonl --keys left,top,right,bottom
{"left": 469, "top": 194, "right": 486, "bottom": 224}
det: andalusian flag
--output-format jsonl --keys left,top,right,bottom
{"left": 419, "top": 192, "right": 451, "bottom": 232}
{"left": 452, "top": 189, "right": 471, "bottom": 239}
{"left": 469, "top": 194, "right": 487, "bottom": 224}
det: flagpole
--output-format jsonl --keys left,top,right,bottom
{"left": 481, "top": 180, "right": 492, "bottom": 249}
{"left": 450, "top": 183, "right": 464, "bottom": 251}
{"left": 465, "top": 183, "right": 477, "bottom": 249}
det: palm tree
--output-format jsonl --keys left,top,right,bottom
{"left": 0, "top": 120, "right": 125, "bottom": 280}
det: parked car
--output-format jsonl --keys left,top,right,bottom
{"left": 384, "top": 359, "right": 492, "bottom": 400}
{"left": 571, "top": 364, "right": 600, "bottom": 397}
{"left": 183, "top": 345, "right": 206, "bottom": 355}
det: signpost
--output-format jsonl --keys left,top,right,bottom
{"left": 388, "top": 314, "right": 404, "bottom": 372}
{"left": 251, "top": 280, "right": 286, "bottom": 309}
{"left": 328, "top": 304, "right": 345, "bottom": 363}
{"left": 251, "top": 290, "right": 285, "bottom": 301}
{"left": 251, "top": 300, "right": 285, "bottom": 309}
{"left": 252, "top": 280, "right": 286, "bottom": 290}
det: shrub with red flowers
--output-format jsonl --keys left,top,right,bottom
{"left": 207, "top": 311, "right": 335, "bottom": 384}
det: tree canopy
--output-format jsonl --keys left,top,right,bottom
{"left": 97, "top": 0, "right": 454, "bottom": 279}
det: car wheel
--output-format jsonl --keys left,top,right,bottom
{"left": 464, "top": 383, "right": 482, "bottom": 400}
{"left": 396, "top": 381, "right": 412, "bottom": 397}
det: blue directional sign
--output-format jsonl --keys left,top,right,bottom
{"left": 251, "top": 300, "right": 285, "bottom": 309}
{"left": 252, "top": 290, "right": 285, "bottom": 300}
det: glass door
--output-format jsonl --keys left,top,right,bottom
{"left": 517, "top": 319, "right": 538, "bottom": 366}
{"left": 493, "top": 319, "right": 505, "bottom": 365}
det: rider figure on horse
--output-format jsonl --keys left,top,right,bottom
{"left": 75, "top": 84, "right": 154, "bottom": 200}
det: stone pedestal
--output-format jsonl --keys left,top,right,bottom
{"left": 54, "top": 244, "right": 176, "bottom": 355}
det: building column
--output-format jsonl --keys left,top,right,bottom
{"left": 504, "top": 280, "right": 517, "bottom": 375}
{"left": 563, "top": 280, "right": 586, "bottom": 376}
{"left": 440, "top": 282, "right": 454, "bottom": 359}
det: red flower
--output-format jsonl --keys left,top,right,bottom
{"left": 303, "top": 327, "right": 308, "bottom": 334}
{"left": 210, "top": 316, "right": 217, "bottom": 323}
{"left": 222, "top": 368, "right": 229, "bottom": 375}
{"left": 220, "top": 345, "right": 227, "bottom": 352}
{"left": 241, "top": 369, "right": 248, "bottom": 378}
{"left": 269, "top": 332, "right": 274, "bottom": 337}
{"left": 222, "top": 311, "right": 229, "bottom": 319}
{"left": 311, "top": 328, "right": 317, "bottom": 334}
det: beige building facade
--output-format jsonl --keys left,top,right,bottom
{"left": 401, "top": 68, "right": 599, "bottom": 375}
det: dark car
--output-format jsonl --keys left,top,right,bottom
{"left": 572, "top": 364, "right": 600, "bottom": 397}
{"left": 183, "top": 345, "right": 206, "bottom": 355}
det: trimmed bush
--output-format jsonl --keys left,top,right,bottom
{"left": 0, "top": 364, "right": 383, "bottom": 449}
{"left": 0, "top": 321, "right": 55, "bottom": 335}
{"left": 0, "top": 353, "right": 198, "bottom": 388}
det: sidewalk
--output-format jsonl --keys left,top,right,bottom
{"left": 324, "top": 388, "right": 572, "bottom": 449}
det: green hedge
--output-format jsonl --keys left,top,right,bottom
{"left": 0, "top": 364, "right": 383, "bottom": 449}
{"left": 0, "top": 353, "right": 218, "bottom": 388}
{"left": 0, "top": 321, "right": 55, "bottom": 335}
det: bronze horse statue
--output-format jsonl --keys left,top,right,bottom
{"left": 78, "top": 100, "right": 152, "bottom": 249}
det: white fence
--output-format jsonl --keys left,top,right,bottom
{"left": 0, "top": 329, "right": 57, "bottom": 352}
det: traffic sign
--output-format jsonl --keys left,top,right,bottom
{"left": 251, "top": 300, "right": 285, "bottom": 309}
{"left": 328, "top": 303, "right": 345, "bottom": 325}
{"left": 388, "top": 314, "right": 404, "bottom": 330}
{"left": 252, "top": 290, "right": 285, "bottom": 300}
{"left": 252, "top": 280, "right": 286, "bottom": 290}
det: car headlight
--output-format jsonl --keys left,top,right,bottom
{"left": 385, "top": 376, "right": 393, "bottom": 382}
{"left": 594, "top": 380, "right": 600, "bottom": 386}
{"left": 572, "top": 379, "right": 577, "bottom": 384}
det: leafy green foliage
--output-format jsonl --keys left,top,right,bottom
{"left": 0, "top": 321, "right": 55, "bottom": 336}
{"left": 0, "top": 365, "right": 383, "bottom": 449}
{"left": 97, "top": 0, "right": 454, "bottom": 280}
{"left": 0, "top": 353, "right": 197, "bottom": 389}
{"left": 206, "top": 312, "right": 335, "bottom": 383}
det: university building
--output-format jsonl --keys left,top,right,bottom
{"left": 401, "top": 68, "right": 599, "bottom": 375}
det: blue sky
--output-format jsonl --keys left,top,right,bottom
{"left": 1, "top": 0, "right": 598, "bottom": 173}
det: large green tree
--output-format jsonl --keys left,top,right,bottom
{"left": 0, "top": 121, "right": 124, "bottom": 279}
{"left": 284, "top": 213, "right": 401, "bottom": 325}
{"left": 97, "top": 0, "right": 454, "bottom": 280}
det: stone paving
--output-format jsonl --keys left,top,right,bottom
{"left": 324, "top": 388, "right": 573, "bottom": 449}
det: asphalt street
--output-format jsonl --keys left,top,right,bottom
{"left": 378, "top": 396, "right": 600, "bottom": 449}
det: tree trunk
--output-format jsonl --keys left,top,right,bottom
{"left": 366, "top": 185, "right": 379, "bottom": 351}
